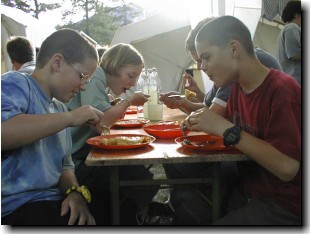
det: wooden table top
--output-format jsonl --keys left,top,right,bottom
{"left": 85, "top": 106, "right": 249, "bottom": 166}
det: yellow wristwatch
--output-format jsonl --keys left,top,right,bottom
{"left": 66, "top": 185, "right": 91, "bottom": 203}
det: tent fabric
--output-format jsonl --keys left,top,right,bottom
{"left": 253, "top": 21, "right": 282, "bottom": 57}
{"left": 1, "top": 5, "right": 55, "bottom": 73}
{"left": 112, "top": 0, "right": 281, "bottom": 94}
{"left": 111, "top": 7, "right": 193, "bottom": 93}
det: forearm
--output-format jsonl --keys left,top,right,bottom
{"left": 200, "top": 115, "right": 300, "bottom": 182}
{"left": 190, "top": 87, "right": 205, "bottom": 103}
{"left": 180, "top": 102, "right": 206, "bottom": 114}
{"left": 290, "top": 54, "right": 301, "bottom": 61}
{"left": 101, "top": 100, "right": 130, "bottom": 127}
{"left": 2, "top": 112, "right": 72, "bottom": 151}
{"left": 235, "top": 131, "right": 300, "bottom": 182}
{"left": 209, "top": 103, "right": 226, "bottom": 117}
{"left": 58, "top": 169, "right": 79, "bottom": 195}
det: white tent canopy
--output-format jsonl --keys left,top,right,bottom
{"left": 1, "top": 5, "right": 55, "bottom": 73}
{"left": 111, "top": 7, "right": 194, "bottom": 93}
{"left": 110, "top": 0, "right": 291, "bottom": 93}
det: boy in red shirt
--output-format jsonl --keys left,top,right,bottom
{"left": 183, "top": 16, "right": 301, "bottom": 225}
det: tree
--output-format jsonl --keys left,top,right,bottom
{"left": 61, "top": 0, "right": 99, "bottom": 35}
{"left": 1, "top": 0, "right": 61, "bottom": 19}
{"left": 60, "top": 0, "right": 143, "bottom": 45}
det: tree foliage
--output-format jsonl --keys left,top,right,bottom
{"left": 1, "top": 0, "right": 61, "bottom": 19}
{"left": 59, "top": 0, "right": 143, "bottom": 46}
{"left": 1, "top": 0, "right": 144, "bottom": 46}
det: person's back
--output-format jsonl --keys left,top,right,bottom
{"left": 276, "top": 1, "right": 301, "bottom": 84}
{"left": 6, "top": 36, "right": 36, "bottom": 74}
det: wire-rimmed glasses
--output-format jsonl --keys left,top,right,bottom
{"left": 70, "top": 63, "right": 91, "bottom": 85}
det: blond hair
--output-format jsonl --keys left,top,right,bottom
{"left": 100, "top": 43, "right": 144, "bottom": 75}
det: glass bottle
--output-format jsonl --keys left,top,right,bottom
{"left": 147, "top": 67, "right": 163, "bottom": 121}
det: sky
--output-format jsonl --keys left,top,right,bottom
{"left": 37, "top": 0, "right": 208, "bottom": 29}
{"left": 39, "top": 0, "right": 171, "bottom": 27}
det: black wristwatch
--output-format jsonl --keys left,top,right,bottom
{"left": 223, "top": 125, "right": 242, "bottom": 147}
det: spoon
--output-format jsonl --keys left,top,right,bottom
{"left": 183, "top": 140, "right": 216, "bottom": 147}
{"left": 168, "top": 94, "right": 185, "bottom": 99}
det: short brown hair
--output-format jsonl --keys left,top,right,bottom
{"left": 281, "top": 1, "right": 301, "bottom": 23}
{"left": 196, "top": 16, "right": 255, "bottom": 56}
{"left": 36, "top": 28, "right": 98, "bottom": 68}
{"left": 6, "top": 36, "right": 34, "bottom": 64}
{"left": 185, "top": 17, "right": 215, "bottom": 54}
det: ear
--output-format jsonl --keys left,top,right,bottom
{"left": 50, "top": 53, "right": 65, "bottom": 73}
{"left": 230, "top": 40, "right": 240, "bottom": 58}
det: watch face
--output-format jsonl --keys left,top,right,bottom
{"left": 226, "top": 132, "right": 237, "bottom": 141}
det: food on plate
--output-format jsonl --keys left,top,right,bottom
{"left": 113, "top": 119, "right": 149, "bottom": 128}
{"left": 99, "top": 136, "right": 152, "bottom": 146}
{"left": 185, "top": 89, "right": 197, "bottom": 99}
{"left": 116, "top": 119, "right": 140, "bottom": 125}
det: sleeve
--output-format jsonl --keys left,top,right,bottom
{"left": 204, "top": 85, "right": 217, "bottom": 107}
{"left": 264, "top": 82, "right": 301, "bottom": 161}
{"left": 211, "top": 82, "right": 234, "bottom": 107}
{"left": 284, "top": 25, "right": 301, "bottom": 60}
{"left": 62, "top": 153, "right": 75, "bottom": 171}
{"left": 1, "top": 73, "right": 31, "bottom": 122}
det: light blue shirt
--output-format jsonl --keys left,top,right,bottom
{"left": 18, "top": 61, "right": 36, "bottom": 74}
{"left": 1, "top": 72, "right": 74, "bottom": 217}
{"left": 277, "top": 23, "right": 301, "bottom": 84}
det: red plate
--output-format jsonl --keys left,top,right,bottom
{"left": 113, "top": 119, "right": 150, "bottom": 128}
{"left": 175, "top": 135, "right": 234, "bottom": 151}
{"left": 86, "top": 134, "right": 155, "bottom": 150}
{"left": 143, "top": 121, "right": 188, "bottom": 138}
{"left": 126, "top": 106, "right": 137, "bottom": 114}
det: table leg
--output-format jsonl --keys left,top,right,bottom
{"left": 109, "top": 166, "right": 120, "bottom": 225}
{"left": 212, "top": 162, "right": 221, "bottom": 222}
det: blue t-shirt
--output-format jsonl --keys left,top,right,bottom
{"left": 1, "top": 72, "right": 74, "bottom": 217}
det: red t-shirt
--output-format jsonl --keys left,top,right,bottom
{"left": 226, "top": 69, "right": 301, "bottom": 216}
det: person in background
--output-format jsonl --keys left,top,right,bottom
{"left": 159, "top": 17, "right": 283, "bottom": 225}
{"left": 2, "top": 28, "right": 106, "bottom": 225}
{"left": 6, "top": 36, "right": 36, "bottom": 74}
{"left": 276, "top": 0, "right": 301, "bottom": 85}
{"left": 183, "top": 15, "right": 300, "bottom": 225}
{"left": 66, "top": 43, "right": 160, "bottom": 225}
{"left": 160, "top": 18, "right": 282, "bottom": 116}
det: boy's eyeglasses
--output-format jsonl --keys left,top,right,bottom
{"left": 70, "top": 63, "right": 91, "bottom": 85}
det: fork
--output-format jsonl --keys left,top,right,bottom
{"left": 185, "top": 140, "right": 216, "bottom": 147}
{"left": 101, "top": 125, "right": 111, "bottom": 135}
{"left": 180, "top": 121, "right": 191, "bottom": 145}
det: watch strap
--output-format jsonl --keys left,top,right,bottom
{"left": 66, "top": 185, "right": 91, "bottom": 203}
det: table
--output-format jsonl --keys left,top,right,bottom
{"left": 85, "top": 106, "right": 248, "bottom": 225}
